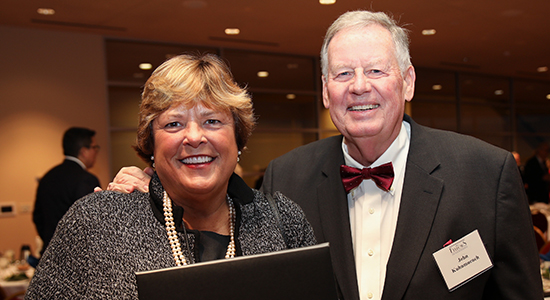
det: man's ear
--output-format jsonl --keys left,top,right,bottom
{"left": 77, "top": 146, "right": 88, "bottom": 163}
{"left": 322, "top": 75, "right": 330, "bottom": 109}
{"left": 77, "top": 146, "right": 86, "bottom": 158}
{"left": 404, "top": 65, "right": 416, "bottom": 102}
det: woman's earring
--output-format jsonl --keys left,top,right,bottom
{"left": 151, "top": 156, "right": 155, "bottom": 168}
{"left": 237, "top": 151, "right": 242, "bottom": 162}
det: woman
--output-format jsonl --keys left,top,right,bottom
{"left": 25, "top": 53, "right": 316, "bottom": 299}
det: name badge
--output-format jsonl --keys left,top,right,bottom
{"left": 432, "top": 229, "right": 493, "bottom": 291}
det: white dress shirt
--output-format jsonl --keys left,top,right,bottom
{"left": 342, "top": 121, "right": 411, "bottom": 300}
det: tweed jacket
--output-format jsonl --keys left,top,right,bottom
{"left": 26, "top": 173, "right": 316, "bottom": 299}
{"left": 262, "top": 114, "right": 542, "bottom": 300}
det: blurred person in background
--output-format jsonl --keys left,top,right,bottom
{"left": 32, "top": 127, "right": 100, "bottom": 256}
{"left": 524, "top": 143, "right": 550, "bottom": 204}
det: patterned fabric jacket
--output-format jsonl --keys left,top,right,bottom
{"left": 26, "top": 173, "right": 316, "bottom": 299}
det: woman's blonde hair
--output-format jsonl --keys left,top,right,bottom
{"left": 134, "top": 53, "right": 255, "bottom": 164}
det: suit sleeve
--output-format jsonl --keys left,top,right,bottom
{"left": 32, "top": 191, "right": 46, "bottom": 239}
{"left": 487, "top": 153, "right": 543, "bottom": 299}
{"left": 261, "top": 160, "right": 276, "bottom": 195}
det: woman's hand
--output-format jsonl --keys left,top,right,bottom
{"left": 95, "top": 166, "right": 154, "bottom": 193}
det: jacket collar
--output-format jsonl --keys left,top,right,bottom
{"left": 148, "top": 172, "right": 254, "bottom": 230}
{"left": 382, "top": 114, "right": 444, "bottom": 300}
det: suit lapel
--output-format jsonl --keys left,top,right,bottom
{"left": 382, "top": 116, "right": 444, "bottom": 300}
{"left": 317, "top": 136, "right": 361, "bottom": 300}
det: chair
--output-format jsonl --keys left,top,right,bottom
{"left": 5, "top": 290, "right": 25, "bottom": 300}
{"left": 0, "top": 289, "right": 25, "bottom": 300}
{"left": 532, "top": 211, "right": 548, "bottom": 237}
{"left": 0, "top": 285, "right": 6, "bottom": 300}
{"left": 540, "top": 240, "right": 550, "bottom": 255}
{"left": 534, "top": 226, "right": 546, "bottom": 251}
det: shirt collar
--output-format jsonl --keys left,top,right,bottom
{"left": 342, "top": 121, "right": 410, "bottom": 167}
{"left": 65, "top": 156, "right": 86, "bottom": 170}
{"left": 342, "top": 121, "right": 411, "bottom": 192}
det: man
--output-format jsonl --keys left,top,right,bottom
{"left": 33, "top": 127, "right": 101, "bottom": 255}
{"left": 511, "top": 151, "right": 525, "bottom": 184}
{"left": 263, "top": 11, "right": 541, "bottom": 300}
{"left": 108, "top": 10, "right": 542, "bottom": 300}
{"left": 524, "top": 142, "right": 550, "bottom": 203}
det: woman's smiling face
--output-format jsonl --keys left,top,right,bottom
{"left": 152, "top": 103, "right": 238, "bottom": 202}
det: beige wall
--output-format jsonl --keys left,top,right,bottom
{"left": 0, "top": 26, "right": 111, "bottom": 256}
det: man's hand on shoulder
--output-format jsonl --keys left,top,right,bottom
{"left": 95, "top": 166, "right": 153, "bottom": 193}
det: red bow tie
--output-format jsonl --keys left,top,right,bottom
{"left": 340, "top": 162, "right": 394, "bottom": 193}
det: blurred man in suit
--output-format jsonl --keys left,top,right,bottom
{"left": 524, "top": 142, "right": 550, "bottom": 203}
{"left": 33, "top": 127, "right": 100, "bottom": 256}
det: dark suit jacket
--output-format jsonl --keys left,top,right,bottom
{"left": 33, "top": 159, "right": 100, "bottom": 253}
{"left": 262, "top": 115, "right": 542, "bottom": 300}
{"left": 524, "top": 155, "right": 550, "bottom": 203}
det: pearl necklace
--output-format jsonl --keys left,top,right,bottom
{"left": 163, "top": 191, "right": 236, "bottom": 266}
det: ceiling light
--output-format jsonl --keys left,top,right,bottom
{"left": 547, "top": 94, "right": 550, "bottom": 100}
{"left": 37, "top": 8, "right": 55, "bottom": 15}
{"left": 225, "top": 28, "right": 240, "bottom": 35}
{"left": 432, "top": 85, "right": 442, "bottom": 91}
{"left": 257, "top": 71, "right": 269, "bottom": 78}
{"left": 319, "top": 0, "right": 336, "bottom": 4}
{"left": 422, "top": 29, "right": 436, "bottom": 36}
{"left": 537, "top": 66, "right": 548, "bottom": 73}
{"left": 139, "top": 63, "right": 153, "bottom": 70}
{"left": 287, "top": 63, "right": 298, "bottom": 69}
{"left": 494, "top": 90, "right": 504, "bottom": 95}
{"left": 286, "top": 94, "right": 296, "bottom": 100}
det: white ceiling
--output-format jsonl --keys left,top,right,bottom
{"left": 1, "top": 0, "right": 549, "bottom": 81}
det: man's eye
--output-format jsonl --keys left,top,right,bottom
{"left": 332, "top": 71, "right": 352, "bottom": 81}
{"left": 368, "top": 69, "right": 384, "bottom": 76}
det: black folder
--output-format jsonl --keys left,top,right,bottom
{"left": 136, "top": 242, "right": 338, "bottom": 300}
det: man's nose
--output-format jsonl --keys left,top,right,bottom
{"left": 349, "top": 72, "right": 371, "bottom": 95}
